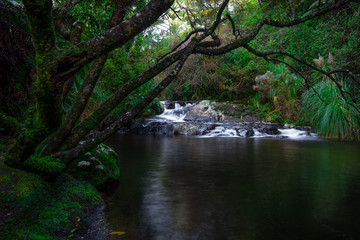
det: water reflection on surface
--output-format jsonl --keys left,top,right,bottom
{"left": 105, "top": 135, "right": 360, "bottom": 240}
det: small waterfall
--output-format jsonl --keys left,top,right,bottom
{"left": 155, "top": 102, "right": 195, "bottom": 122}
{"left": 120, "top": 101, "right": 316, "bottom": 139}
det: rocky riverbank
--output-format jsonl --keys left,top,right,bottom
{"left": 119, "top": 100, "right": 314, "bottom": 139}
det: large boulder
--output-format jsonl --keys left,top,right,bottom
{"left": 234, "top": 126, "right": 255, "bottom": 137}
{"left": 188, "top": 100, "right": 225, "bottom": 121}
{"left": 187, "top": 100, "right": 259, "bottom": 122}
{"left": 213, "top": 101, "right": 259, "bottom": 122}
{"left": 67, "top": 144, "right": 120, "bottom": 188}
{"left": 173, "top": 123, "right": 217, "bottom": 136}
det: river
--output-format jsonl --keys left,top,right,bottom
{"left": 105, "top": 135, "right": 360, "bottom": 240}
{"left": 103, "top": 102, "right": 360, "bottom": 240}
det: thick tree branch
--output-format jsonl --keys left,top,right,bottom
{"left": 38, "top": 0, "right": 135, "bottom": 155}
{"left": 61, "top": 1, "right": 229, "bottom": 149}
{"left": 63, "top": 47, "right": 188, "bottom": 149}
{"left": 56, "top": 41, "right": 197, "bottom": 161}
{"left": 55, "top": 0, "right": 175, "bottom": 83}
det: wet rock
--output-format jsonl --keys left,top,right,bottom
{"left": 183, "top": 115, "right": 196, "bottom": 121}
{"left": 195, "top": 117, "right": 214, "bottom": 122}
{"left": 165, "top": 101, "right": 175, "bottom": 109}
{"left": 176, "top": 101, "right": 186, "bottom": 107}
{"left": 122, "top": 121, "right": 174, "bottom": 136}
{"left": 183, "top": 115, "right": 213, "bottom": 122}
{"left": 259, "top": 126, "right": 281, "bottom": 135}
{"left": 234, "top": 126, "right": 254, "bottom": 137}
{"left": 294, "top": 126, "right": 311, "bottom": 132}
{"left": 275, "top": 135, "right": 289, "bottom": 139}
{"left": 245, "top": 128, "right": 255, "bottom": 137}
{"left": 174, "top": 123, "right": 197, "bottom": 135}
{"left": 294, "top": 126, "right": 313, "bottom": 136}
{"left": 173, "top": 123, "right": 217, "bottom": 136}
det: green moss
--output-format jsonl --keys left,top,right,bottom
{"left": 10, "top": 172, "right": 44, "bottom": 197}
{"left": 0, "top": 171, "right": 101, "bottom": 240}
{"left": 67, "top": 144, "right": 120, "bottom": 188}
{"left": 24, "top": 154, "right": 66, "bottom": 176}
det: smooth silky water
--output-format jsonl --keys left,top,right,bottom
{"left": 104, "top": 135, "right": 360, "bottom": 240}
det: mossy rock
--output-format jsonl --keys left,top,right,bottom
{"left": 67, "top": 144, "right": 120, "bottom": 188}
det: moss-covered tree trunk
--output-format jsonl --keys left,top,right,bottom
{"left": 24, "top": 0, "right": 62, "bottom": 130}
{"left": 4, "top": 0, "right": 176, "bottom": 177}
{"left": 5, "top": 0, "right": 62, "bottom": 172}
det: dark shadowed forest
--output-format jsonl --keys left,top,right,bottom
{"left": 0, "top": 0, "right": 359, "bottom": 239}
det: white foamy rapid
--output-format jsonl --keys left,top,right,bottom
{"left": 147, "top": 101, "right": 317, "bottom": 140}
{"left": 278, "top": 128, "right": 316, "bottom": 139}
{"left": 156, "top": 102, "right": 195, "bottom": 122}
{"left": 199, "top": 126, "right": 316, "bottom": 139}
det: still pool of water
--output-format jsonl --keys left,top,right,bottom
{"left": 105, "top": 135, "right": 360, "bottom": 240}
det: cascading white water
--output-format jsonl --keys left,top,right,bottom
{"left": 199, "top": 126, "right": 316, "bottom": 139}
{"left": 146, "top": 101, "right": 317, "bottom": 139}
{"left": 156, "top": 102, "right": 195, "bottom": 122}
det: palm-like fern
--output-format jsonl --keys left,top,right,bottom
{"left": 302, "top": 79, "right": 360, "bottom": 140}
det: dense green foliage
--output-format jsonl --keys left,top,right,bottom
{"left": 158, "top": 0, "right": 360, "bottom": 138}
{"left": 2, "top": 0, "right": 359, "bottom": 148}
{"left": 0, "top": 0, "right": 359, "bottom": 238}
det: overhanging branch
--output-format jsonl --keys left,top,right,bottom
{"left": 243, "top": 44, "right": 360, "bottom": 114}
{"left": 194, "top": 0, "right": 356, "bottom": 56}
{"left": 56, "top": 41, "right": 197, "bottom": 161}
{"left": 55, "top": 0, "right": 175, "bottom": 84}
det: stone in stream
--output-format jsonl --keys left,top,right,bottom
{"left": 234, "top": 126, "right": 255, "bottom": 137}
{"left": 294, "top": 126, "right": 313, "bottom": 135}
{"left": 165, "top": 101, "right": 175, "bottom": 109}
{"left": 121, "top": 121, "right": 174, "bottom": 136}
{"left": 174, "top": 123, "right": 217, "bottom": 136}
{"left": 245, "top": 128, "right": 255, "bottom": 137}
{"left": 259, "top": 126, "right": 281, "bottom": 135}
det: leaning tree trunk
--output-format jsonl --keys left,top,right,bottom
{"left": 4, "top": 0, "right": 176, "bottom": 177}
